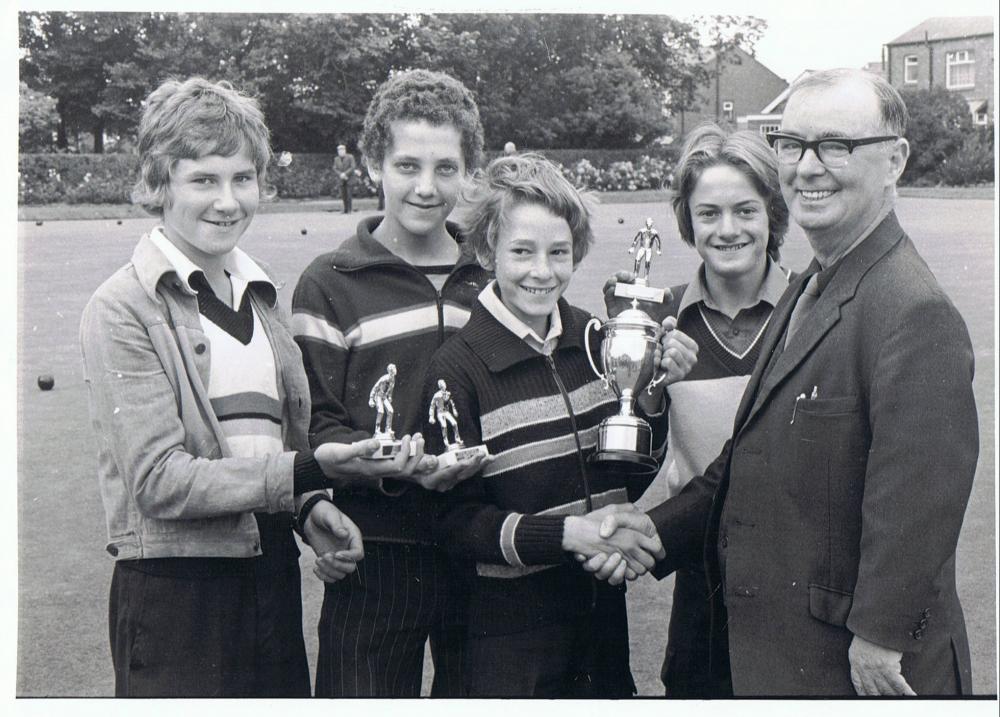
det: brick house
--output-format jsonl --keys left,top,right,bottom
{"left": 673, "top": 46, "right": 788, "bottom": 138}
{"left": 883, "top": 17, "right": 993, "bottom": 125}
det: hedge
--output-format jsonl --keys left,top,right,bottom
{"left": 19, "top": 149, "right": 683, "bottom": 205}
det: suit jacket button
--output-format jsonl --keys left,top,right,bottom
{"left": 195, "top": 343, "right": 206, "bottom": 354}
{"left": 912, "top": 628, "right": 924, "bottom": 640}
{"left": 918, "top": 618, "right": 928, "bottom": 628}
{"left": 720, "top": 536, "right": 729, "bottom": 548}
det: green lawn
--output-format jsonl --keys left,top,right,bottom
{"left": 16, "top": 197, "right": 996, "bottom": 696}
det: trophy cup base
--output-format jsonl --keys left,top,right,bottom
{"left": 589, "top": 448, "right": 659, "bottom": 475}
{"left": 367, "top": 436, "right": 402, "bottom": 460}
{"left": 591, "top": 416, "right": 659, "bottom": 475}
{"left": 438, "top": 444, "right": 491, "bottom": 468}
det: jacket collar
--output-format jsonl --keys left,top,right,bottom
{"left": 131, "top": 231, "right": 278, "bottom": 307}
{"left": 735, "top": 211, "right": 906, "bottom": 431}
{"left": 462, "top": 297, "right": 586, "bottom": 373}
{"left": 326, "top": 216, "right": 480, "bottom": 273}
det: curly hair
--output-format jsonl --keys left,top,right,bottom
{"left": 360, "top": 69, "right": 484, "bottom": 173}
{"left": 131, "top": 77, "right": 273, "bottom": 215}
{"left": 671, "top": 123, "right": 789, "bottom": 262}
{"left": 461, "top": 153, "right": 595, "bottom": 269}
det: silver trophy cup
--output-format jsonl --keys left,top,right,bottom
{"left": 585, "top": 300, "right": 666, "bottom": 473}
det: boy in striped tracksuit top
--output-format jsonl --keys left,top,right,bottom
{"left": 291, "top": 70, "right": 492, "bottom": 697}
{"left": 422, "top": 154, "right": 696, "bottom": 697}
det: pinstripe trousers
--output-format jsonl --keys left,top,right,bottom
{"left": 315, "top": 542, "right": 467, "bottom": 697}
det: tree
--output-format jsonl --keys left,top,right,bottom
{"left": 899, "top": 86, "right": 974, "bottom": 185}
{"left": 19, "top": 81, "right": 59, "bottom": 151}
{"left": 19, "top": 11, "right": 141, "bottom": 151}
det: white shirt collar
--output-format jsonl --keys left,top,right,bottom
{"left": 148, "top": 227, "right": 274, "bottom": 307}
{"left": 477, "top": 280, "right": 563, "bottom": 355}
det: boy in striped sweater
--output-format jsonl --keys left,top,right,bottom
{"left": 422, "top": 154, "right": 698, "bottom": 697}
{"left": 292, "top": 70, "right": 492, "bottom": 696}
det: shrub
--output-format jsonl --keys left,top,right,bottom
{"left": 18, "top": 147, "right": 679, "bottom": 204}
{"left": 934, "top": 125, "right": 996, "bottom": 187}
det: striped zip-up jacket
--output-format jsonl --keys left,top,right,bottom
{"left": 424, "top": 299, "right": 666, "bottom": 635}
{"left": 292, "top": 217, "right": 492, "bottom": 542}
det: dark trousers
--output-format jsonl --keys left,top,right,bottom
{"left": 661, "top": 567, "right": 733, "bottom": 698}
{"left": 464, "top": 583, "right": 635, "bottom": 698}
{"left": 339, "top": 180, "right": 352, "bottom": 213}
{"left": 108, "top": 524, "right": 309, "bottom": 697}
{"left": 315, "top": 542, "right": 466, "bottom": 697}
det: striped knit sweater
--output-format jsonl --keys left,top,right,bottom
{"left": 424, "top": 298, "right": 666, "bottom": 635}
{"left": 291, "top": 217, "right": 492, "bottom": 542}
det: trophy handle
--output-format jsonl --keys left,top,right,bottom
{"left": 584, "top": 317, "right": 609, "bottom": 388}
{"left": 647, "top": 371, "right": 668, "bottom": 395}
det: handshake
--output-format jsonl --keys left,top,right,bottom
{"left": 563, "top": 503, "right": 664, "bottom": 586}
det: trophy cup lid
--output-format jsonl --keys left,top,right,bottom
{"left": 611, "top": 300, "right": 662, "bottom": 329}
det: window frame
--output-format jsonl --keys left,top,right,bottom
{"left": 946, "top": 49, "right": 975, "bottom": 90}
{"left": 903, "top": 55, "right": 919, "bottom": 84}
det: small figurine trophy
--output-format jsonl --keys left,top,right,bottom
{"left": 627, "top": 217, "right": 664, "bottom": 300}
{"left": 368, "top": 363, "right": 402, "bottom": 459}
{"left": 428, "top": 379, "right": 490, "bottom": 468}
{"left": 584, "top": 219, "right": 668, "bottom": 474}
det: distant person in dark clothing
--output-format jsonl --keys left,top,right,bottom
{"left": 334, "top": 143, "right": 357, "bottom": 213}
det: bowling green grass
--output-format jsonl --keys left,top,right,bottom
{"left": 15, "top": 197, "right": 996, "bottom": 696}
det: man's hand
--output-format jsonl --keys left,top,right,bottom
{"left": 563, "top": 509, "right": 664, "bottom": 584}
{"left": 848, "top": 634, "right": 916, "bottom": 696}
{"left": 405, "top": 451, "right": 492, "bottom": 492}
{"left": 575, "top": 510, "right": 665, "bottom": 584}
{"left": 303, "top": 500, "right": 364, "bottom": 583}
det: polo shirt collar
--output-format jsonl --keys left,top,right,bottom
{"left": 677, "top": 257, "right": 789, "bottom": 319}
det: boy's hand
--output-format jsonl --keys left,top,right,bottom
{"left": 562, "top": 513, "right": 664, "bottom": 582}
{"left": 405, "top": 451, "right": 493, "bottom": 492}
{"left": 642, "top": 315, "right": 698, "bottom": 405}
{"left": 314, "top": 434, "right": 427, "bottom": 481}
{"left": 303, "top": 500, "right": 364, "bottom": 582}
{"left": 602, "top": 271, "right": 673, "bottom": 322}
{"left": 574, "top": 508, "right": 665, "bottom": 584}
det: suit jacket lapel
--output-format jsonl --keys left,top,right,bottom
{"left": 736, "top": 211, "right": 907, "bottom": 431}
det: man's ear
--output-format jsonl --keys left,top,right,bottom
{"left": 886, "top": 137, "right": 910, "bottom": 186}
{"left": 366, "top": 160, "right": 381, "bottom": 184}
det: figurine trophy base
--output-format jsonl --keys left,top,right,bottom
{"left": 369, "top": 432, "right": 402, "bottom": 460}
{"left": 438, "top": 442, "right": 491, "bottom": 468}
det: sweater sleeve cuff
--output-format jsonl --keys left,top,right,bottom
{"left": 510, "top": 515, "right": 568, "bottom": 566}
{"left": 293, "top": 450, "right": 329, "bottom": 496}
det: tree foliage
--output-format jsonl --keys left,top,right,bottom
{"left": 19, "top": 11, "right": 767, "bottom": 152}
{"left": 19, "top": 81, "right": 59, "bottom": 151}
{"left": 899, "top": 86, "right": 975, "bottom": 184}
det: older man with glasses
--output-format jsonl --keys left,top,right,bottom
{"left": 591, "top": 68, "right": 978, "bottom": 696}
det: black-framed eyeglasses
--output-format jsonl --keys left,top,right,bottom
{"left": 765, "top": 132, "right": 899, "bottom": 168}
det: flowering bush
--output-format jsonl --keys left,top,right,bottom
{"left": 560, "top": 155, "right": 674, "bottom": 192}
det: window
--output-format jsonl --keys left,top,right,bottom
{"left": 904, "top": 55, "right": 918, "bottom": 84}
{"left": 974, "top": 109, "right": 989, "bottom": 125}
{"left": 759, "top": 123, "right": 780, "bottom": 135}
{"left": 946, "top": 50, "right": 975, "bottom": 89}
{"left": 722, "top": 100, "right": 734, "bottom": 122}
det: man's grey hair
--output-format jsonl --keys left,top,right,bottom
{"left": 787, "top": 68, "right": 908, "bottom": 137}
